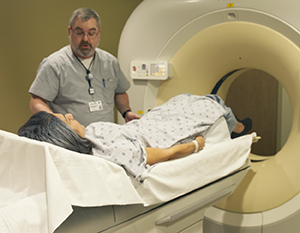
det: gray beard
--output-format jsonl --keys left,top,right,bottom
{"left": 75, "top": 46, "right": 95, "bottom": 58}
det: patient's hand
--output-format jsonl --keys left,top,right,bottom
{"left": 195, "top": 136, "right": 205, "bottom": 152}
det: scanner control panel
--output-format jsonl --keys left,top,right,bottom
{"left": 130, "top": 61, "right": 173, "bottom": 80}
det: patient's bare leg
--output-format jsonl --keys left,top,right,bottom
{"left": 231, "top": 118, "right": 252, "bottom": 138}
{"left": 233, "top": 122, "right": 244, "bottom": 133}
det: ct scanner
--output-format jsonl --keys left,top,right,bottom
{"left": 117, "top": 0, "right": 300, "bottom": 232}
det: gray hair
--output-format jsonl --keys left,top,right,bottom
{"left": 69, "top": 8, "right": 101, "bottom": 30}
{"left": 18, "top": 111, "right": 95, "bottom": 155}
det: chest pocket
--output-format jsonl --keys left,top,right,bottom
{"left": 102, "top": 77, "right": 117, "bottom": 104}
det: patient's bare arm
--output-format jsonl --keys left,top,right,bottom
{"left": 145, "top": 136, "right": 205, "bottom": 165}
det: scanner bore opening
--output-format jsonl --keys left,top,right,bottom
{"left": 212, "top": 68, "right": 292, "bottom": 156}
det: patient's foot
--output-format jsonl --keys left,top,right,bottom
{"left": 231, "top": 118, "right": 252, "bottom": 139}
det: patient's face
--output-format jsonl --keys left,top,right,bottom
{"left": 53, "top": 113, "right": 85, "bottom": 137}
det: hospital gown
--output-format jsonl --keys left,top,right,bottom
{"left": 85, "top": 94, "right": 226, "bottom": 181}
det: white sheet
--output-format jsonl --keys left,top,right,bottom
{"left": 134, "top": 117, "right": 252, "bottom": 204}
{"left": 0, "top": 117, "right": 254, "bottom": 233}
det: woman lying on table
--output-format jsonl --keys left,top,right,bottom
{"left": 18, "top": 94, "right": 251, "bottom": 181}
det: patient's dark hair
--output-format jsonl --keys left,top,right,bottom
{"left": 18, "top": 111, "right": 95, "bottom": 154}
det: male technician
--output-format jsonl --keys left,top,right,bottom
{"left": 29, "top": 8, "right": 140, "bottom": 126}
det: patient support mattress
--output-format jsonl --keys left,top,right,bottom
{"left": 0, "top": 117, "right": 254, "bottom": 233}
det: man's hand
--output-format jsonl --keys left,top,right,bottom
{"left": 125, "top": 111, "right": 141, "bottom": 122}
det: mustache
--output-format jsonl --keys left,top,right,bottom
{"left": 80, "top": 42, "right": 92, "bottom": 47}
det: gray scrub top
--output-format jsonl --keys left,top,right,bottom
{"left": 29, "top": 46, "right": 130, "bottom": 126}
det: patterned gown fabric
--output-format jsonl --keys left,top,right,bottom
{"left": 85, "top": 94, "right": 226, "bottom": 181}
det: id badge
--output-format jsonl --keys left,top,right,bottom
{"left": 88, "top": 100, "right": 103, "bottom": 112}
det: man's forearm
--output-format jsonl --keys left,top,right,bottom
{"left": 29, "top": 95, "right": 53, "bottom": 114}
{"left": 114, "top": 92, "right": 130, "bottom": 114}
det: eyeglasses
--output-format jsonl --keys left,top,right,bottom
{"left": 71, "top": 28, "right": 99, "bottom": 39}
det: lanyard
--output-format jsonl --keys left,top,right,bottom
{"left": 73, "top": 52, "right": 96, "bottom": 99}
